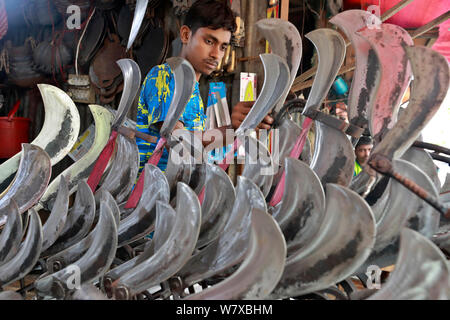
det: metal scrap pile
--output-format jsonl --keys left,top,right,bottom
{"left": 0, "top": 12, "right": 449, "bottom": 300}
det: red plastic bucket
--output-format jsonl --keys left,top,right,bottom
{"left": 0, "top": 100, "right": 31, "bottom": 158}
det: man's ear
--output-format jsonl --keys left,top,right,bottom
{"left": 180, "top": 25, "right": 192, "bottom": 44}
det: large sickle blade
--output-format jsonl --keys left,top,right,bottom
{"left": 98, "top": 133, "right": 140, "bottom": 203}
{"left": 40, "top": 176, "right": 69, "bottom": 252}
{"left": 369, "top": 228, "right": 450, "bottom": 300}
{"left": 236, "top": 53, "right": 290, "bottom": 136}
{"left": 370, "top": 46, "right": 449, "bottom": 159}
{"left": 0, "top": 208, "right": 43, "bottom": 288}
{"left": 185, "top": 208, "right": 286, "bottom": 300}
{"left": 357, "top": 24, "right": 414, "bottom": 143}
{"left": 38, "top": 105, "right": 113, "bottom": 211}
{"left": 0, "top": 200, "right": 22, "bottom": 265}
{"left": 269, "top": 184, "right": 376, "bottom": 299}
{"left": 358, "top": 159, "right": 440, "bottom": 272}
{"left": 159, "top": 57, "right": 196, "bottom": 139}
{"left": 42, "top": 180, "right": 95, "bottom": 257}
{"left": 197, "top": 163, "right": 235, "bottom": 249}
{"left": 402, "top": 146, "right": 441, "bottom": 191}
{"left": 126, "top": 0, "right": 148, "bottom": 50}
{"left": 0, "top": 144, "right": 51, "bottom": 214}
{"left": 112, "top": 182, "right": 201, "bottom": 299}
{"left": 175, "top": 176, "right": 267, "bottom": 289}
{"left": 310, "top": 122, "right": 355, "bottom": 187}
{"left": 271, "top": 158, "right": 326, "bottom": 257}
{"left": 35, "top": 199, "right": 117, "bottom": 299}
{"left": 255, "top": 18, "right": 302, "bottom": 115}
{"left": 87, "top": 59, "right": 141, "bottom": 191}
{"left": 0, "top": 84, "right": 80, "bottom": 193}
{"left": 117, "top": 163, "right": 169, "bottom": 247}
{"left": 330, "top": 10, "right": 381, "bottom": 129}
{"left": 241, "top": 135, "right": 275, "bottom": 198}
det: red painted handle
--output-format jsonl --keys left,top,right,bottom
{"left": 7, "top": 100, "right": 21, "bottom": 121}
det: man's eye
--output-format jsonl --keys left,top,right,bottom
{"left": 205, "top": 39, "right": 213, "bottom": 45}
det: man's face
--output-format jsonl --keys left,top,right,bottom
{"left": 355, "top": 144, "right": 373, "bottom": 165}
{"left": 180, "top": 26, "right": 231, "bottom": 80}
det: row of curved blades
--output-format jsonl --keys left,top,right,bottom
{"left": 0, "top": 11, "right": 449, "bottom": 300}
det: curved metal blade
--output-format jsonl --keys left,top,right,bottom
{"left": 330, "top": 10, "right": 381, "bottom": 129}
{"left": 402, "top": 146, "right": 441, "bottom": 191}
{"left": 369, "top": 228, "right": 450, "bottom": 300}
{"left": 37, "top": 105, "right": 114, "bottom": 211}
{"left": 112, "top": 182, "right": 201, "bottom": 299}
{"left": 99, "top": 133, "right": 139, "bottom": 203}
{"left": 188, "top": 163, "right": 207, "bottom": 195}
{"left": 370, "top": 45, "right": 449, "bottom": 159}
{"left": 441, "top": 173, "right": 450, "bottom": 194}
{"left": 0, "top": 200, "right": 23, "bottom": 265}
{"left": 357, "top": 24, "right": 414, "bottom": 143}
{"left": 104, "top": 200, "right": 176, "bottom": 283}
{"left": 357, "top": 159, "right": 440, "bottom": 273}
{"left": 35, "top": 199, "right": 117, "bottom": 299}
{"left": 269, "top": 184, "right": 376, "bottom": 299}
{"left": 69, "top": 283, "right": 109, "bottom": 300}
{"left": 0, "top": 291, "right": 23, "bottom": 300}
{"left": 117, "top": 163, "right": 169, "bottom": 247}
{"left": 41, "top": 175, "right": 70, "bottom": 252}
{"left": 241, "top": 135, "right": 275, "bottom": 198}
{"left": 112, "top": 59, "right": 142, "bottom": 129}
{"left": 197, "top": 163, "right": 235, "bottom": 249}
{"left": 271, "top": 158, "right": 326, "bottom": 257}
{"left": 176, "top": 176, "right": 267, "bottom": 289}
{"left": 126, "top": 0, "right": 148, "bottom": 50}
{"left": 255, "top": 18, "right": 302, "bottom": 115}
{"left": 42, "top": 180, "right": 95, "bottom": 257}
{"left": 302, "top": 28, "right": 346, "bottom": 115}
{"left": 0, "top": 84, "right": 80, "bottom": 193}
{"left": 310, "top": 122, "right": 355, "bottom": 187}
{"left": 0, "top": 208, "right": 43, "bottom": 288}
{"left": 0, "top": 144, "right": 51, "bottom": 214}
{"left": 185, "top": 208, "right": 286, "bottom": 300}
{"left": 160, "top": 57, "right": 196, "bottom": 139}
{"left": 236, "top": 53, "right": 290, "bottom": 136}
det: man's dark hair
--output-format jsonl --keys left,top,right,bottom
{"left": 184, "top": 0, "right": 236, "bottom": 35}
{"left": 356, "top": 135, "right": 373, "bottom": 149}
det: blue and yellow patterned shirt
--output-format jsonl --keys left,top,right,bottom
{"left": 136, "top": 63, "right": 206, "bottom": 172}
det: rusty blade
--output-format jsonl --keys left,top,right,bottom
{"left": 357, "top": 24, "right": 414, "bottom": 144}
{"left": 236, "top": 53, "right": 290, "bottom": 136}
{"left": 302, "top": 28, "right": 346, "bottom": 115}
{"left": 103, "top": 200, "right": 176, "bottom": 283}
{"left": 369, "top": 228, "right": 450, "bottom": 300}
{"left": 357, "top": 159, "right": 441, "bottom": 273}
{"left": 185, "top": 208, "right": 286, "bottom": 300}
{"left": 176, "top": 176, "right": 267, "bottom": 289}
{"left": 112, "top": 59, "right": 142, "bottom": 130}
{"left": 41, "top": 180, "right": 95, "bottom": 257}
{"left": 269, "top": 184, "right": 376, "bottom": 299}
{"left": 126, "top": 0, "right": 148, "bottom": 50}
{"left": 241, "top": 135, "right": 275, "bottom": 198}
{"left": 0, "top": 208, "right": 43, "bottom": 288}
{"left": 330, "top": 10, "right": 381, "bottom": 129}
{"left": 41, "top": 175, "right": 69, "bottom": 252}
{"left": 0, "top": 144, "right": 51, "bottom": 215}
{"left": 255, "top": 18, "right": 302, "bottom": 114}
{"left": 197, "top": 163, "right": 235, "bottom": 249}
{"left": 369, "top": 45, "right": 449, "bottom": 159}
{"left": 117, "top": 163, "right": 169, "bottom": 247}
{"left": 160, "top": 57, "right": 196, "bottom": 139}
{"left": 310, "top": 122, "right": 355, "bottom": 187}
{"left": 35, "top": 199, "right": 117, "bottom": 299}
{"left": 271, "top": 158, "right": 326, "bottom": 258}
{"left": 99, "top": 133, "right": 140, "bottom": 203}
{"left": 112, "top": 182, "right": 201, "bottom": 299}
{"left": 0, "top": 200, "right": 22, "bottom": 265}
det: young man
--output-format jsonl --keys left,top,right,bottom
{"left": 354, "top": 136, "right": 373, "bottom": 176}
{"left": 136, "top": 0, "right": 272, "bottom": 172}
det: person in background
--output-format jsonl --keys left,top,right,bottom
{"left": 136, "top": 0, "right": 272, "bottom": 173}
{"left": 354, "top": 135, "right": 373, "bottom": 176}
